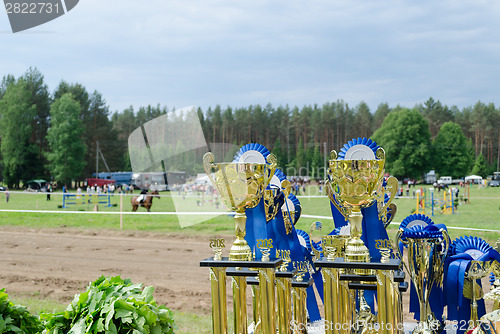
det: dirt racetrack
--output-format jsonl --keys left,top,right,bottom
{"left": 0, "top": 226, "right": 218, "bottom": 314}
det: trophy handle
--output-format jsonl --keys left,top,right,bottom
{"left": 383, "top": 203, "right": 397, "bottom": 228}
{"left": 282, "top": 179, "right": 292, "bottom": 198}
{"left": 379, "top": 176, "right": 398, "bottom": 222}
{"left": 203, "top": 152, "right": 217, "bottom": 187}
{"left": 439, "top": 228, "right": 450, "bottom": 259}
{"left": 326, "top": 180, "right": 348, "bottom": 221}
{"left": 375, "top": 147, "right": 385, "bottom": 160}
{"left": 265, "top": 154, "right": 277, "bottom": 186}
{"left": 330, "top": 150, "right": 337, "bottom": 160}
{"left": 436, "top": 228, "right": 450, "bottom": 286}
{"left": 395, "top": 229, "right": 410, "bottom": 274}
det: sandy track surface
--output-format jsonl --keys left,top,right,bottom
{"left": 5, "top": 226, "right": 483, "bottom": 324}
{"left": 0, "top": 227, "right": 218, "bottom": 314}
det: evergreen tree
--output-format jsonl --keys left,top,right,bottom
{"left": 471, "top": 153, "right": 489, "bottom": 178}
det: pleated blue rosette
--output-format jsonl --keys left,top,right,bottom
{"left": 400, "top": 213, "right": 434, "bottom": 230}
{"left": 233, "top": 143, "right": 270, "bottom": 163}
{"left": 443, "top": 236, "right": 500, "bottom": 333}
{"left": 288, "top": 193, "right": 301, "bottom": 224}
{"left": 399, "top": 214, "right": 448, "bottom": 321}
{"left": 337, "top": 137, "right": 379, "bottom": 160}
{"left": 238, "top": 143, "right": 272, "bottom": 261}
{"left": 296, "top": 229, "right": 312, "bottom": 253}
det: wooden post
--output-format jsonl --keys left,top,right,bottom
{"left": 120, "top": 192, "right": 123, "bottom": 230}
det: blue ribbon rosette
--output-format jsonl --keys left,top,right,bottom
{"left": 399, "top": 214, "right": 448, "bottom": 322}
{"left": 443, "top": 236, "right": 500, "bottom": 333}
{"left": 233, "top": 143, "right": 274, "bottom": 260}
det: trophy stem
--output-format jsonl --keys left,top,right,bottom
{"left": 345, "top": 209, "right": 370, "bottom": 270}
{"left": 229, "top": 211, "right": 252, "bottom": 261}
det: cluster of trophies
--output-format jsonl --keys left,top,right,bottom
{"left": 200, "top": 139, "right": 500, "bottom": 334}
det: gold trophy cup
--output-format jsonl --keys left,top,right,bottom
{"left": 203, "top": 152, "right": 276, "bottom": 261}
{"left": 326, "top": 148, "right": 391, "bottom": 265}
{"left": 396, "top": 228, "right": 450, "bottom": 334}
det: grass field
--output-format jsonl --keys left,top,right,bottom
{"left": 1, "top": 185, "right": 499, "bottom": 333}
{"left": 0, "top": 185, "right": 498, "bottom": 242}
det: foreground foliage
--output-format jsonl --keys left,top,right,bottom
{"left": 0, "top": 289, "right": 44, "bottom": 334}
{"left": 41, "top": 276, "right": 175, "bottom": 334}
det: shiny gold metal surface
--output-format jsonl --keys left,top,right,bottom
{"left": 282, "top": 209, "right": 295, "bottom": 235}
{"left": 276, "top": 275, "right": 292, "bottom": 334}
{"left": 263, "top": 187, "right": 280, "bottom": 223}
{"left": 357, "top": 290, "right": 378, "bottom": 334}
{"left": 210, "top": 238, "right": 225, "bottom": 261}
{"left": 397, "top": 229, "right": 450, "bottom": 334}
{"left": 251, "top": 283, "right": 261, "bottom": 334}
{"left": 203, "top": 152, "right": 276, "bottom": 261}
{"left": 376, "top": 249, "right": 398, "bottom": 334}
{"left": 292, "top": 286, "right": 307, "bottom": 334}
{"left": 326, "top": 148, "right": 397, "bottom": 274}
{"left": 258, "top": 268, "right": 276, "bottom": 334}
{"left": 209, "top": 267, "right": 228, "bottom": 334}
{"left": 278, "top": 249, "right": 291, "bottom": 272}
{"left": 466, "top": 261, "right": 492, "bottom": 330}
{"left": 232, "top": 276, "right": 248, "bottom": 334}
{"left": 488, "top": 261, "right": 500, "bottom": 310}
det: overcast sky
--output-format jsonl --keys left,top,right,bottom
{"left": 1, "top": 0, "right": 500, "bottom": 114}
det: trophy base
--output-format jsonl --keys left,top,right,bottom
{"left": 229, "top": 239, "right": 252, "bottom": 261}
{"left": 412, "top": 314, "right": 443, "bottom": 334}
{"left": 345, "top": 237, "right": 371, "bottom": 275}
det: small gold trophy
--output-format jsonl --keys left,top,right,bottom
{"left": 203, "top": 152, "right": 276, "bottom": 261}
{"left": 465, "top": 261, "right": 492, "bottom": 330}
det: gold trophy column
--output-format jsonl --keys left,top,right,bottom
{"left": 321, "top": 236, "right": 341, "bottom": 334}
{"left": 276, "top": 254, "right": 294, "bottom": 334}
{"left": 292, "top": 286, "right": 307, "bottom": 334}
{"left": 322, "top": 268, "right": 334, "bottom": 334}
{"left": 376, "top": 270, "right": 395, "bottom": 334}
{"left": 291, "top": 274, "right": 313, "bottom": 334}
{"left": 250, "top": 281, "right": 261, "bottom": 334}
{"left": 210, "top": 267, "right": 228, "bottom": 334}
{"left": 232, "top": 276, "right": 248, "bottom": 334}
{"left": 277, "top": 276, "right": 292, "bottom": 333}
{"left": 258, "top": 268, "right": 276, "bottom": 334}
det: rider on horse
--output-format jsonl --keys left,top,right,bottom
{"left": 136, "top": 188, "right": 148, "bottom": 203}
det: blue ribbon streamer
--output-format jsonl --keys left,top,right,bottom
{"left": 444, "top": 245, "right": 500, "bottom": 334}
{"left": 245, "top": 199, "right": 269, "bottom": 260}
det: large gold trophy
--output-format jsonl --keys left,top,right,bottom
{"left": 203, "top": 152, "right": 276, "bottom": 261}
{"left": 326, "top": 147, "right": 397, "bottom": 265}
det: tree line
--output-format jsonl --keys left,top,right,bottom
{"left": 0, "top": 68, "right": 499, "bottom": 188}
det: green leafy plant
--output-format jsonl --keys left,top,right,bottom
{"left": 41, "top": 276, "right": 175, "bottom": 334}
{"left": 0, "top": 288, "right": 44, "bottom": 334}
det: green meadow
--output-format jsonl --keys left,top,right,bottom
{"left": 0, "top": 185, "right": 498, "bottom": 243}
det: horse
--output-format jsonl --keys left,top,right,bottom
{"left": 131, "top": 190, "right": 160, "bottom": 212}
